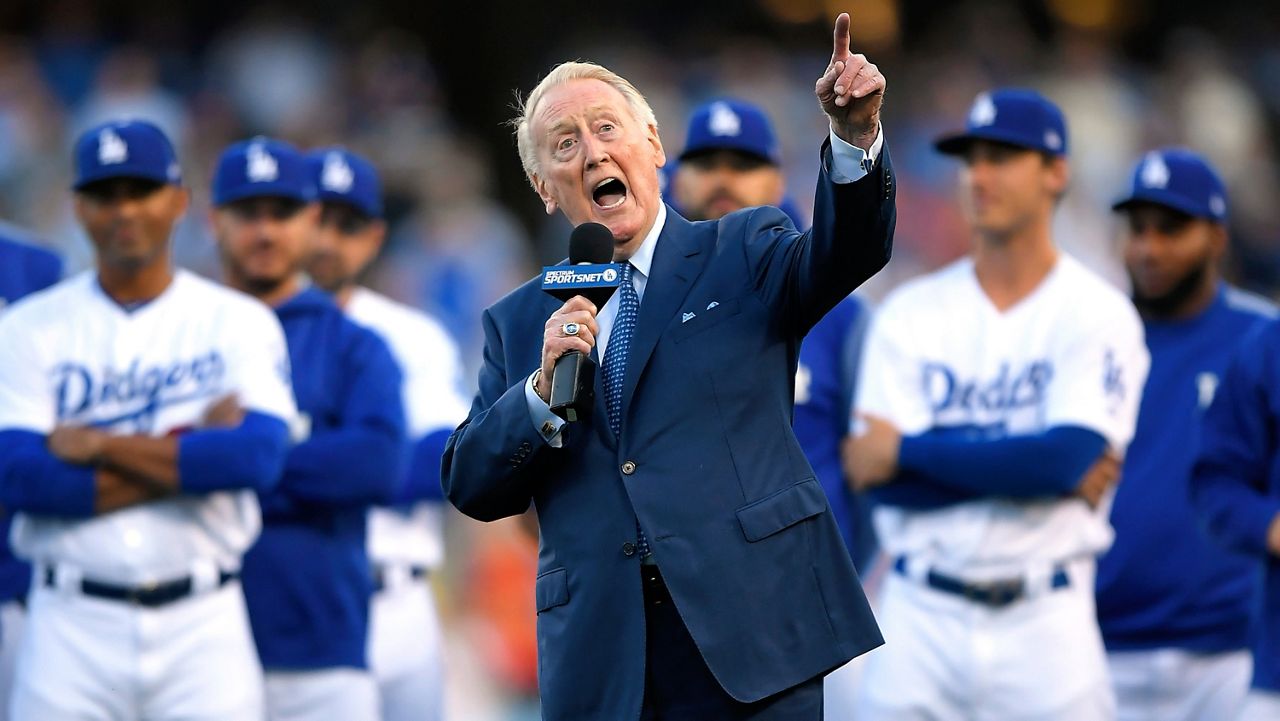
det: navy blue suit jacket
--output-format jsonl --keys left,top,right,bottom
{"left": 443, "top": 142, "right": 895, "bottom": 719}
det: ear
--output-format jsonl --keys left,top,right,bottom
{"left": 1208, "top": 221, "right": 1229, "bottom": 262}
{"left": 533, "top": 174, "right": 558, "bottom": 215}
{"left": 647, "top": 123, "right": 667, "bottom": 169}
{"left": 1046, "top": 156, "right": 1070, "bottom": 198}
{"left": 369, "top": 219, "right": 388, "bottom": 254}
{"left": 172, "top": 186, "right": 191, "bottom": 220}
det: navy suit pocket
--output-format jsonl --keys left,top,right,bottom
{"left": 736, "top": 478, "right": 827, "bottom": 542}
{"left": 671, "top": 297, "right": 743, "bottom": 343}
{"left": 535, "top": 567, "right": 569, "bottom": 613}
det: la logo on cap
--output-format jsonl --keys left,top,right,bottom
{"left": 1140, "top": 152, "right": 1170, "bottom": 189}
{"left": 1210, "top": 195, "right": 1226, "bottom": 217}
{"left": 98, "top": 128, "right": 128, "bottom": 165}
{"left": 969, "top": 93, "right": 997, "bottom": 127}
{"left": 247, "top": 143, "right": 278, "bottom": 183}
{"left": 708, "top": 102, "right": 741, "bottom": 137}
{"left": 322, "top": 152, "right": 353, "bottom": 193}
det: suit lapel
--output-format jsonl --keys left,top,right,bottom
{"left": 619, "top": 208, "right": 705, "bottom": 424}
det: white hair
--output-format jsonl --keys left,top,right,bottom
{"left": 510, "top": 61, "right": 658, "bottom": 189}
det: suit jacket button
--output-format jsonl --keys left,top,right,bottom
{"left": 520, "top": 441, "right": 532, "bottom": 454}
{"left": 621, "top": 461, "right": 636, "bottom": 475}
{"left": 622, "top": 542, "right": 636, "bottom": 557}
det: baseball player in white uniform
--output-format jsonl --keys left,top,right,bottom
{"left": 0, "top": 120, "right": 297, "bottom": 720}
{"left": 305, "top": 147, "right": 469, "bottom": 721}
{"left": 847, "top": 90, "right": 1149, "bottom": 720}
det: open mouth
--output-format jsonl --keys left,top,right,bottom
{"left": 592, "top": 177, "right": 628, "bottom": 209}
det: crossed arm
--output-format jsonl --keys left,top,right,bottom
{"left": 844, "top": 419, "right": 1117, "bottom": 511}
{"left": 0, "top": 396, "right": 290, "bottom": 517}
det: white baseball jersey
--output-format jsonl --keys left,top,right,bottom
{"left": 857, "top": 254, "right": 1149, "bottom": 578}
{"left": 0, "top": 269, "right": 297, "bottom": 585}
{"left": 347, "top": 287, "right": 469, "bottom": 570}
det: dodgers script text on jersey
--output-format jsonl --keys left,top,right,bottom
{"left": 859, "top": 255, "right": 1150, "bottom": 573}
{"left": 0, "top": 269, "right": 297, "bottom": 585}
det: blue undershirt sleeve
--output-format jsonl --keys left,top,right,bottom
{"left": 896, "top": 424, "right": 1106, "bottom": 497}
{"left": 178, "top": 411, "right": 290, "bottom": 495}
{"left": 0, "top": 429, "right": 95, "bottom": 517}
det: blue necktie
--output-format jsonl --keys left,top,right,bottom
{"left": 602, "top": 263, "right": 651, "bottom": 558}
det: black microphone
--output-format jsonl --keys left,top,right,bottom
{"left": 539, "top": 222, "right": 621, "bottom": 422}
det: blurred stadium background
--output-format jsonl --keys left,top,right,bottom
{"left": 2, "top": 0, "right": 1278, "bottom": 717}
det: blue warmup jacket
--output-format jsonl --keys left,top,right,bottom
{"left": 1193, "top": 306, "right": 1280, "bottom": 692}
{"left": 0, "top": 233, "right": 61, "bottom": 603}
{"left": 1099, "top": 286, "right": 1273, "bottom": 654}
{"left": 242, "top": 288, "right": 406, "bottom": 671}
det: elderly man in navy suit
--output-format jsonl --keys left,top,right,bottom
{"left": 443, "top": 13, "right": 894, "bottom": 720}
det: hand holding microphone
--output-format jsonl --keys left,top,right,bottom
{"left": 538, "top": 222, "right": 621, "bottom": 421}
{"left": 538, "top": 297, "right": 599, "bottom": 402}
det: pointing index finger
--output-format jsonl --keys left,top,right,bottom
{"left": 831, "top": 12, "right": 851, "bottom": 62}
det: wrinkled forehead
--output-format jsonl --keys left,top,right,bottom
{"left": 533, "top": 79, "right": 634, "bottom": 142}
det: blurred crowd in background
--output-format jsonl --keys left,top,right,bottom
{"left": 2, "top": 0, "right": 1279, "bottom": 717}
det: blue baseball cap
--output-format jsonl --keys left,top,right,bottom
{"left": 1112, "top": 148, "right": 1228, "bottom": 222}
{"left": 212, "top": 137, "right": 316, "bottom": 206}
{"left": 306, "top": 147, "right": 382, "bottom": 218}
{"left": 73, "top": 119, "right": 182, "bottom": 190}
{"left": 935, "top": 89, "right": 1069, "bottom": 157}
{"left": 679, "top": 99, "right": 780, "bottom": 165}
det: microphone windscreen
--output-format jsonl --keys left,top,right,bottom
{"left": 569, "top": 222, "right": 615, "bottom": 264}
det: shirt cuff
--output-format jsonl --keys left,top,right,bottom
{"left": 525, "top": 371, "right": 566, "bottom": 448}
{"left": 828, "top": 124, "right": 884, "bottom": 184}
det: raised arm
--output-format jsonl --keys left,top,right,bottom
{"left": 745, "top": 14, "right": 894, "bottom": 334}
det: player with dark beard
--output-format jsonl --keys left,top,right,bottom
{"left": 1098, "top": 148, "right": 1273, "bottom": 721}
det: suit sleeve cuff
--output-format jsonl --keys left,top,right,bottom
{"left": 828, "top": 124, "right": 883, "bottom": 184}
{"left": 524, "top": 372, "right": 566, "bottom": 448}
